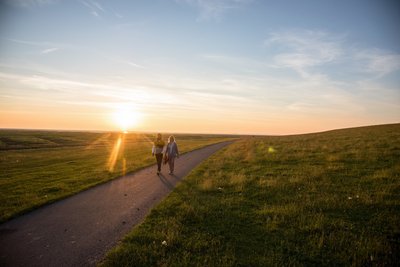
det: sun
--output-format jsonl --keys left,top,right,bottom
{"left": 112, "top": 105, "right": 141, "bottom": 132}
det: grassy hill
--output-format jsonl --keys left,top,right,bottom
{"left": 0, "top": 130, "right": 234, "bottom": 222}
{"left": 101, "top": 124, "right": 400, "bottom": 266}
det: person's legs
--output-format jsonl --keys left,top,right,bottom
{"left": 156, "top": 153, "right": 163, "bottom": 173}
{"left": 168, "top": 157, "right": 175, "bottom": 174}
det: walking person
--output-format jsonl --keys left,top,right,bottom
{"left": 165, "top": 135, "right": 179, "bottom": 175}
{"left": 152, "top": 133, "right": 165, "bottom": 175}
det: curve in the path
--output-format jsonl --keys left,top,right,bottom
{"left": 0, "top": 141, "right": 233, "bottom": 267}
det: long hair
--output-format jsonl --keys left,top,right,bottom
{"left": 168, "top": 135, "right": 175, "bottom": 143}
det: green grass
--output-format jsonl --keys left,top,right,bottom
{"left": 101, "top": 124, "right": 400, "bottom": 267}
{"left": 0, "top": 130, "right": 234, "bottom": 222}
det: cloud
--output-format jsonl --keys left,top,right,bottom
{"left": 0, "top": 68, "right": 256, "bottom": 119}
{"left": 265, "top": 30, "right": 343, "bottom": 76}
{"left": 98, "top": 55, "right": 146, "bottom": 69}
{"left": 176, "top": 0, "right": 253, "bottom": 20}
{"left": 3, "top": 38, "right": 73, "bottom": 53}
{"left": 265, "top": 29, "right": 400, "bottom": 81}
{"left": 259, "top": 29, "right": 400, "bottom": 118}
{"left": 3, "top": 38, "right": 69, "bottom": 56}
{"left": 41, "top": 47, "right": 59, "bottom": 54}
{"left": 114, "top": 12, "right": 123, "bottom": 18}
{"left": 0, "top": 71, "right": 172, "bottom": 109}
{"left": 79, "top": 0, "right": 106, "bottom": 17}
{"left": 355, "top": 49, "right": 400, "bottom": 78}
{"left": 4, "top": 38, "right": 55, "bottom": 47}
{"left": 201, "top": 54, "right": 267, "bottom": 68}
{"left": 1, "top": 48, "right": 398, "bottom": 134}
{"left": 5, "top": 0, "right": 58, "bottom": 7}
{"left": 127, "top": 61, "right": 146, "bottom": 69}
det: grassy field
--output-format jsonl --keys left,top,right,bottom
{"left": 0, "top": 130, "right": 234, "bottom": 222}
{"left": 101, "top": 124, "right": 400, "bottom": 266}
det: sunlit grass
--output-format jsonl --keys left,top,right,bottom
{"left": 107, "top": 134, "right": 123, "bottom": 172}
{"left": 101, "top": 124, "right": 400, "bottom": 266}
{"left": 0, "top": 130, "right": 235, "bottom": 222}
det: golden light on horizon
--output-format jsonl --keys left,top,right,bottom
{"left": 111, "top": 105, "right": 142, "bottom": 132}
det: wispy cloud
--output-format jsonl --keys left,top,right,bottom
{"left": 3, "top": 38, "right": 68, "bottom": 56}
{"left": 265, "top": 30, "right": 344, "bottom": 76}
{"left": 355, "top": 49, "right": 400, "bottom": 78}
{"left": 265, "top": 29, "right": 400, "bottom": 81}
{"left": 127, "top": 61, "right": 146, "bottom": 69}
{"left": 0, "top": 68, "right": 255, "bottom": 119}
{"left": 5, "top": 0, "right": 58, "bottom": 8}
{"left": 40, "top": 47, "right": 59, "bottom": 54}
{"left": 0, "top": 71, "right": 172, "bottom": 109}
{"left": 176, "top": 0, "right": 253, "bottom": 20}
{"left": 114, "top": 12, "right": 123, "bottom": 18}
{"left": 98, "top": 55, "right": 146, "bottom": 69}
{"left": 3, "top": 38, "right": 56, "bottom": 47}
{"left": 79, "top": 0, "right": 106, "bottom": 17}
{"left": 201, "top": 54, "right": 269, "bottom": 69}
{"left": 3, "top": 37, "right": 147, "bottom": 71}
{"left": 1, "top": 50, "right": 398, "bottom": 133}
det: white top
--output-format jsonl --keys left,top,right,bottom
{"left": 152, "top": 144, "right": 166, "bottom": 154}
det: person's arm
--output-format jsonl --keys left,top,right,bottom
{"left": 176, "top": 143, "right": 179, "bottom": 158}
{"left": 152, "top": 145, "right": 155, "bottom": 156}
{"left": 164, "top": 144, "right": 169, "bottom": 156}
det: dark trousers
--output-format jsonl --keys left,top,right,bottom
{"left": 155, "top": 153, "right": 163, "bottom": 172}
{"left": 168, "top": 156, "right": 175, "bottom": 173}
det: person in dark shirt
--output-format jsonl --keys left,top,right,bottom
{"left": 152, "top": 133, "right": 165, "bottom": 175}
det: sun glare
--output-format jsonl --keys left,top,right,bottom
{"left": 112, "top": 105, "right": 141, "bottom": 132}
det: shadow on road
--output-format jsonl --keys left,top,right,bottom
{"left": 158, "top": 173, "right": 175, "bottom": 190}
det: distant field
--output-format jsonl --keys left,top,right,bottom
{"left": 102, "top": 124, "right": 400, "bottom": 266}
{"left": 0, "top": 130, "right": 235, "bottom": 222}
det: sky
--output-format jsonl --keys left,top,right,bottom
{"left": 0, "top": 0, "right": 399, "bottom": 135}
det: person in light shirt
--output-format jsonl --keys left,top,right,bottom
{"left": 152, "top": 133, "right": 165, "bottom": 175}
{"left": 165, "top": 135, "right": 179, "bottom": 175}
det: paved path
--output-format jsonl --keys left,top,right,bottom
{"left": 0, "top": 141, "right": 233, "bottom": 267}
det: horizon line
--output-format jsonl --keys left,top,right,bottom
{"left": 1, "top": 122, "right": 399, "bottom": 137}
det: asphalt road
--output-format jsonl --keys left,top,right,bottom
{"left": 0, "top": 141, "right": 233, "bottom": 267}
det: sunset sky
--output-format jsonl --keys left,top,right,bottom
{"left": 0, "top": 0, "right": 399, "bottom": 134}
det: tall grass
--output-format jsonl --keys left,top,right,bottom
{"left": 101, "top": 124, "right": 400, "bottom": 266}
{"left": 0, "top": 130, "right": 234, "bottom": 222}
